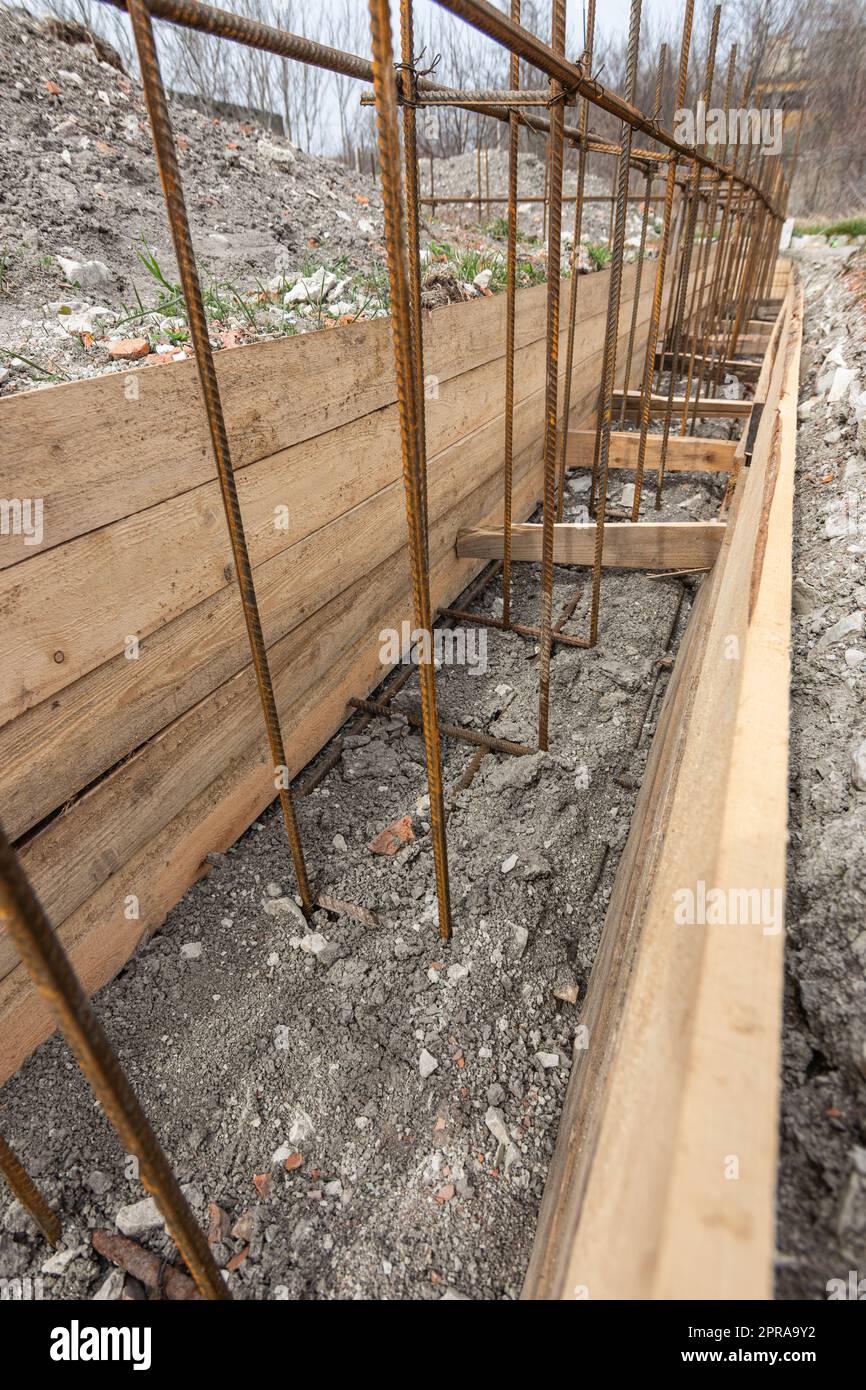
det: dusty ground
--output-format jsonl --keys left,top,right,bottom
{"left": 776, "top": 238, "right": 866, "bottom": 1299}
{"left": 3, "top": 6, "right": 864, "bottom": 1310}
{"left": 0, "top": 463, "right": 730, "bottom": 1301}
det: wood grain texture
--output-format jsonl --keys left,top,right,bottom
{"left": 456, "top": 521, "right": 726, "bottom": 569}
{"left": 566, "top": 430, "right": 737, "bottom": 473}
{"left": 523, "top": 261, "right": 800, "bottom": 1301}
{"left": 0, "top": 252, "right": 710, "bottom": 1075}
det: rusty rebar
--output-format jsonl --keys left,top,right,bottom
{"left": 127, "top": 0, "right": 313, "bottom": 912}
{"left": 429, "top": 0, "right": 779, "bottom": 213}
{"left": 100, "top": 0, "right": 780, "bottom": 215}
{"left": 536, "top": 0, "right": 567, "bottom": 751}
{"left": 630, "top": 0, "right": 695, "bottom": 520}
{"left": 349, "top": 698, "right": 535, "bottom": 756}
{"left": 586, "top": 0, "right": 643, "bottom": 646}
{"left": 400, "top": 0, "right": 428, "bottom": 561}
{"left": 555, "top": 0, "right": 596, "bottom": 523}
{"left": 655, "top": 5, "right": 721, "bottom": 509}
{"left": 0, "top": 822, "right": 228, "bottom": 1299}
{"left": 689, "top": 47, "right": 741, "bottom": 428}
{"left": 368, "top": 0, "right": 453, "bottom": 939}
{"left": 617, "top": 43, "right": 665, "bottom": 432}
{"left": 439, "top": 607, "right": 589, "bottom": 648}
{"left": 502, "top": 0, "right": 520, "bottom": 629}
{"left": 0, "top": 1132, "right": 61, "bottom": 1246}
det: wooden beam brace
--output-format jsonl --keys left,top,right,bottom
{"left": 456, "top": 521, "right": 726, "bottom": 570}
{"left": 655, "top": 350, "right": 761, "bottom": 380}
{"left": 612, "top": 391, "right": 751, "bottom": 418}
{"left": 566, "top": 431, "right": 737, "bottom": 474}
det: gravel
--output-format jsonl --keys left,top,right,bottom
{"left": 0, "top": 469, "right": 723, "bottom": 1300}
{"left": 776, "top": 237, "right": 866, "bottom": 1299}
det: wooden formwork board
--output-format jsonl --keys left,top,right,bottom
{"left": 523, "top": 259, "right": 801, "bottom": 1301}
{"left": 0, "top": 253, "right": 721, "bottom": 1083}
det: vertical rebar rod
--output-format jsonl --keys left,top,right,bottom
{"left": 0, "top": 1132, "right": 61, "bottom": 1246}
{"left": 689, "top": 45, "right": 739, "bottom": 429}
{"left": 654, "top": 180, "right": 685, "bottom": 387}
{"left": 477, "top": 140, "right": 483, "bottom": 222}
{"left": 630, "top": 0, "right": 694, "bottom": 520}
{"left": 0, "top": 823, "right": 229, "bottom": 1299}
{"left": 367, "top": 0, "right": 453, "bottom": 939}
{"left": 536, "top": 0, "right": 567, "bottom": 750}
{"left": 400, "top": 0, "right": 428, "bottom": 561}
{"left": 606, "top": 156, "right": 617, "bottom": 243}
{"left": 555, "top": 0, "right": 596, "bottom": 522}
{"left": 502, "top": 0, "right": 521, "bottom": 626}
{"left": 653, "top": 3, "right": 720, "bottom": 509}
{"left": 713, "top": 81, "right": 760, "bottom": 386}
{"left": 127, "top": 0, "right": 313, "bottom": 913}
{"left": 586, "top": 0, "right": 642, "bottom": 644}
{"left": 590, "top": 0, "right": 644, "bottom": 513}
{"left": 703, "top": 66, "right": 754, "bottom": 398}
{"left": 616, "top": 43, "right": 665, "bottom": 433}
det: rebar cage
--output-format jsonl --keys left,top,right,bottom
{"left": 0, "top": 0, "right": 801, "bottom": 1298}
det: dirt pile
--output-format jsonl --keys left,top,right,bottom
{"left": 0, "top": 6, "right": 390, "bottom": 389}
{"left": 777, "top": 238, "right": 866, "bottom": 1298}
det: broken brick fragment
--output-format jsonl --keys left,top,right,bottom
{"left": 107, "top": 337, "right": 148, "bottom": 361}
{"left": 367, "top": 815, "right": 414, "bottom": 856}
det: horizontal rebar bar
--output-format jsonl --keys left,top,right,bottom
{"left": 349, "top": 697, "right": 535, "bottom": 756}
{"left": 100, "top": 0, "right": 780, "bottom": 215}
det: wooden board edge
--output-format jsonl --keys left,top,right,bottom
{"left": 522, "top": 265, "right": 803, "bottom": 1301}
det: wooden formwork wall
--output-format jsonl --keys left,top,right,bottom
{"left": 524, "top": 258, "right": 800, "bottom": 1301}
{"left": 0, "top": 255, "right": 705, "bottom": 1082}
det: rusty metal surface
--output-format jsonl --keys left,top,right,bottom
{"left": 0, "top": 1132, "right": 61, "bottom": 1246}
{"left": 0, "top": 824, "right": 229, "bottom": 1299}
{"left": 128, "top": 0, "right": 314, "bottom": 914}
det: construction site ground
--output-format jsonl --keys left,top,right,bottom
{"left": 1, "top": 8, "right": 865, "bottom": 1305}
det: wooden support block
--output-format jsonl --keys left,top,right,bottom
{"left": 612, "top": 390, "right": 751, "bottom": 418}
{"left": 566, "top": 430, "right": 737, "bottom": 474}
{"left": 456, "top": 521, "right": 726, "bottom": 570}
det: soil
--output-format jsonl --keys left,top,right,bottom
{"left": 775, "top": 236, "right": 866, "bottom": 1300}
{"left": 0, "top": 8, "right": 649, "bottom": 397}
{"left": 1, "top": 7, "right": 864, "bottom": 1310}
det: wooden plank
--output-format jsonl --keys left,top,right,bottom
{"left": 612, "top": 390, "right": 751, "bottom": 417}
{"left": 0, "top": 436, "right": 546, "bottom": 1076}
{"left": 0, "top": 286, "right": 661, "bottom": 840}
{"left": 0, "top": 277, "right": 661, "bottom": 730}
{"left": 456, "top": 520, "right": 726, "bottom": 569}
{"left": 0, "top": 262, "right": 631, "bottom": 570}
{"left": 0, "top": 248, "right": 716, "bottom": 1072}
{"left": 566, "top": 430, "right": 737, "bottom": 474}
{"left": 523, "top": 266, "right": 801, "bottom": 1301}
{"left": 5, "top": 387, "right": 549, "bottom": 945}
